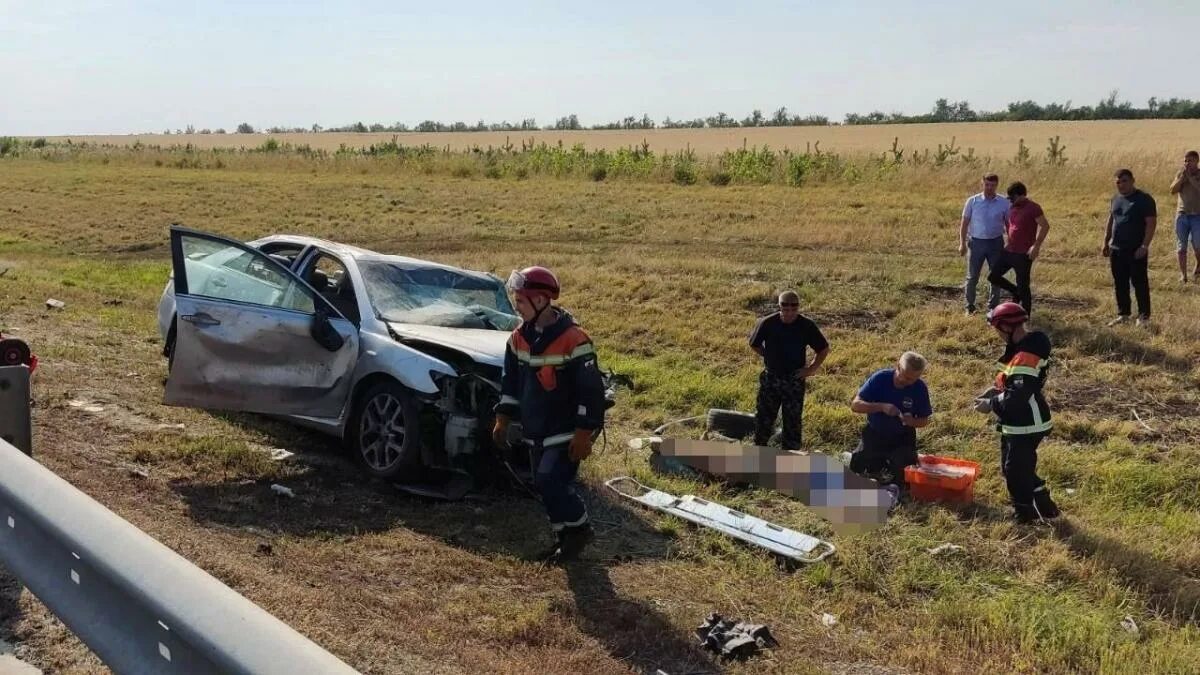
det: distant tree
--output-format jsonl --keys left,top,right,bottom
{"left": 185, "top": 124, "right": 195, "bottom": 134}
{"left": 214, "top": 128, "right": 227, "bottom": 134}
{"left": 741, "top": 109, "right": 764, "bottom": 127}
{"left": 199, "top": 128, "right": 212, "bottom": 134}
{"left": 368, "top": 123, "right": 385, "bottom": 132}
{"left": 236, "top": 122, "right": 255, "bottom": 134}
{"left": 554, "top": 114, "right": 581, "bottom": 130}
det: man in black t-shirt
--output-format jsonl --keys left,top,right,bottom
{"left": 1103, "top": 168, "right": 1158, "bottom": 326}
{"left": 748, "top": 291, "right": 830, "bottom": 450}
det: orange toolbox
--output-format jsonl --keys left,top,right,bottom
{"left": 904, "top": 455, "right": 981, "bottom": 504}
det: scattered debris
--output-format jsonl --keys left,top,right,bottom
{"left": 67, "top": 399, "right": 106, "bottom": 414}
{"left": 606, "top": 476, "right": 836, "bottom": 563}
{"left": 1120, "top": 615, "right": 1139, "bottom": 636}
{"left": 1065, "top": 488, "right": 1077, "bottom": 496}
{"left": 926, "top": 543, "right": 965, "bottom": 556}
{"left": 127, "top": 465, "right": 150, "bottom": 479}
{"left": 695, "top": 613, "right": 779, "bottom": 660}
{"left": 45, "top": 298, "right": 66, "bottom": 310}
{"left": 1131, "top": 409, "right": 1156, "bottom": 434}
{"left": 102, "top": 299, "right": 124, "bottom": 306}
{"left": 154, "top": 422, "right": 186, "bottom": 432}
{"left": 820, "top": 612, "right": 839, "bottom": 628}
{"left": 270, "top": 484, "right": 296, "bottom": 499}
{"left": 268, "top": 448, "right": 294, "bottom": 461}
{"left": 626, "top": 436, "right": 662, "bottom": 450}
{"left": 256, "top": 542, "right": 274, "bottom": 556}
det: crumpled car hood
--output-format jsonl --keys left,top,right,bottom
{"left": 386, "top": 322, "right": 509, "bottom": 367}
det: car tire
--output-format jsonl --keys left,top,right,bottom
{"left": 706, "top": 408, "right": 757, "bottom": 440}
{"left": 349, "top": 380, "right": 422, "bottom": 480}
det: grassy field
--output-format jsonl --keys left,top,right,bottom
{"left": 2, "top": 141, "right": 1200, "bottom": 674}
{"left": 35, "top": 118, "right": 1200, "bottom": 157}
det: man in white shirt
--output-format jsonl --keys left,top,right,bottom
{"left": 958, "top": 174, "right": 1010, "bottom": 315}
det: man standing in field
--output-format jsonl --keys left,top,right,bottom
{"left": 1103, "top": 169, "right": 1157, "bottom": 327}
{"left": 1169, "top": 150, "right": 1200, "bottom": 282}
{"left": 848, "top": 352, "right": 933, "bottom": 493}
{"left": 958, "top": 174, "right": 1009, "bottom": 316}
{"left": 988, "top": 182, "right": 1049, "bottom": 314}
{"left": 492, "top": 266, "right": 607, "bottom": 563}
{"left": 975, "top": 303, "right": 1059, "bottom": 523}
{"left": 748, "top": 291, "right": 830, "bottom": 451}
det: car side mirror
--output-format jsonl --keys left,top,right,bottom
{"left": 310, "top": 309, "right": 345, "bottom": 352}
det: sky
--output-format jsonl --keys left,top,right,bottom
{"left": 1, "top": 0, "right": 1196, "bottom": 135}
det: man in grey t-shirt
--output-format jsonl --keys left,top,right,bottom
{"left": 958, "top": 173, "right": 1009, "bottom": 315}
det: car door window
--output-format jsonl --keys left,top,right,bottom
{"left": 180, "top": 235, "right": 315, "bottom": 313}
{"left": 304, "top": 253, "right": 361, "bottom": 324}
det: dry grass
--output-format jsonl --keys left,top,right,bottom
{"left": 2, "top": 145, "right": 1200, "bottom": 674}
{"left": 34, "top": 119, "right": 1200, "bottom": 156}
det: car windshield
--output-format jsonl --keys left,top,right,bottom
{"left": 360, "top": 260, "right": 519, "bottom": 330}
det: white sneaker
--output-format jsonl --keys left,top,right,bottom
{"left": 1106, "top": 315, "right": 1129, "bottom": 327}
{"left": 1136, "top": 316, "right": 1151, "bottom": 328}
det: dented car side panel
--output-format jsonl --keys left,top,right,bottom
{"left": 164, "top": 294, "right": 359, "bottom": 417}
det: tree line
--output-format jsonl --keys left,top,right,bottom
{"left": 155, "top": 93, "right": 1200, "bottom": 135}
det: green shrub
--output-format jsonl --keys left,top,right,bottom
{"left": 707, "top": 170, "right": 732, "bottom": 186}
{"left": 673, "top": 163, "right": 697, "bottom": 185}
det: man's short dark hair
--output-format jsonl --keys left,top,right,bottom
{"left": 983, "top": 173, "right": 999, "bottom": 183}
{"left": 1187, "top": 150, "right": 1199, "bottom": 161}
{"left": 1115, "top": 168, "right": 1134, "bottom": 180}
{"left": 1006, "top": 182, "right": 1027, "bottom": 198}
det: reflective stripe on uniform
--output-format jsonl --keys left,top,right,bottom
{"left": 514, "top": 342, "right": 595, "bottom": 367}
{"left": 550, "top": 511, "right": 589, "bottom": 531}
{"left": 524, "top": 431, "right": 575, "bottom": 446}
{"left": 499, "top": 394, "right": 519, "bottom": 406}
{"left": 1001, "top": 420, "right": 1052, "bottom": 435}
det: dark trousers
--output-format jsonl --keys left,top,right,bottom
{"left": 754, "top": 371, "right": 806, "bottom": 450}
{"left": 532, "top": 442, "right": 588, "bottom": 532}
{"left": 849, "top": 425, "right": 918, "bottom": 486}
{"left": 1000, "top": 433, "right": 1047, "bottom": 506}
{"left": 988, "top": 251, "right": 1034, "bottom": 313}
{"left": 1110, "top": 249, "right": 1151, "bottom": 318}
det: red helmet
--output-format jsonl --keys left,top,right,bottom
{"left": 987, "top": 302, "right": 1028, "bottom": 328}
{"left": 507, "top": 266, "right": 560, "bottom": 300}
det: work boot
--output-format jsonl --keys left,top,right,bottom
{"left": 1032, "top": 488, "right": 1060, "bottom": 520}
{"left": 1012, "top": 503, "right": 1040, "bottom": 524}
{"left": 532, "top": 532, "right": 565, "bottom": 563}
{"left": 556, "top": 523, "right": 595, "bottom": 561}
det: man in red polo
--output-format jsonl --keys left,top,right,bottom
{"left": 989, "top": 182, "right": 1050, "bottom": 314}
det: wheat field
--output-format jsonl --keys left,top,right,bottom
{"left": 2, "top": 136, "right": 1200, "bottom": 673}
{"left": 36, "top": 118, "right": 1200, "bottom": 157}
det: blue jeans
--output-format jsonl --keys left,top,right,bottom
{"left": 965, "top": 236, "right": 1003, "bottom": 310}
{"left": 1176, "top": 214, "right": 1200, "bottom": 252}
{"left": 533, "top": 443, "right": 588, "bottom": 532}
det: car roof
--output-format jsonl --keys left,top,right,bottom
{"left": 251, "top": 234, "right": 501, "bottom": 279}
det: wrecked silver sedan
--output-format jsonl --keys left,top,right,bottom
{"left": 157, "top": 225, "right": 532, "bottom": 483}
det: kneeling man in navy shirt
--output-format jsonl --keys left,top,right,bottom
{"left": 849, "top": 352, "right": 933, "bottom": 490}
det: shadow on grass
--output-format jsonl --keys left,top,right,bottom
{"left": 171, "top": 416, "right": 719, "bottom": 674}
{"left": 0, "top": 573, "right": 22, "bottom": 655}
{"left": 1037, "top": 313, "right": 1193, "bottom": 373}
{"left": 1053, "top": 518, "right": 1200, "bottom": 625}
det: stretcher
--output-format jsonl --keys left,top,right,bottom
{"left": 605, "top": 476, "right": 835, "bottom": 563}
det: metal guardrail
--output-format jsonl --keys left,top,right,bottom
{"left": 0, "top": 435, "right": 359, "bottom": 674}
{"left": 0, "top": 366, "right": 32, "bottom": 455}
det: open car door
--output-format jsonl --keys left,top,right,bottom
{"left": 163, "top": 226, "right": 359, "bottom": 418}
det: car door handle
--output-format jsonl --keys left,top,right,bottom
{"left": 180, "top": 313, "right": 221, "bottom": 327}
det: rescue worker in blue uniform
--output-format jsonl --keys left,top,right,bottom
{"left": 976, "top": 302, "right": 1060, "bottom": 523}
{"left": 492, "top": 266, "right": 606, "bottom": 562}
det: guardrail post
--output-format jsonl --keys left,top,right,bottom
{"left": 0, "top": 366, "right": 31, "bottom": 456}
